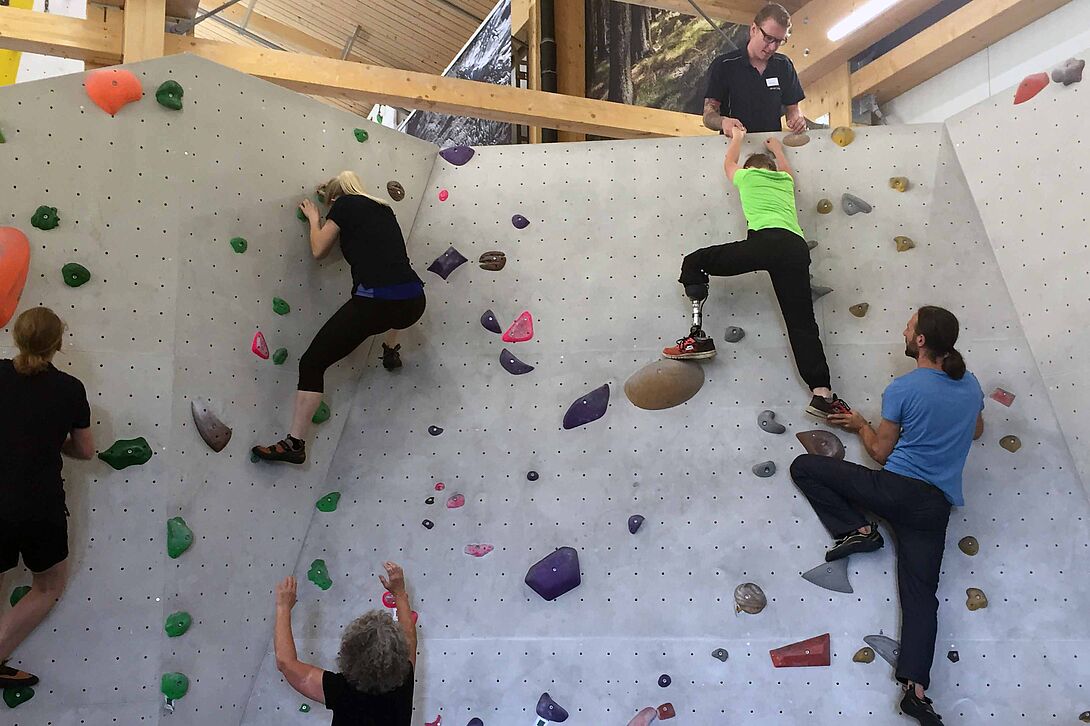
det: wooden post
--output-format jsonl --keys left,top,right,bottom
{"left": 527, "top": 0, "right": 542, "bottom": 143}
{"left": 123, "top": 0, "right": 167, "bottom": 62}
{"left": 554, "top": 0, "right": 585, "bottom": 142}
{"left": 802, "top": 62, "right": 852, "bottom": 128}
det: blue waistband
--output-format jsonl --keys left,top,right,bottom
{"left": 353, "top": 281, "right": 425, "bottom": 300}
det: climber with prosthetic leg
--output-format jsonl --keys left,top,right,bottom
{"left": 664, "top": 129, "right": 850, "bottom": 418}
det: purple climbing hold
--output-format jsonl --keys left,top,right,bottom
{"left": 536, "top": 692, "right": 569, "bottom": 722}
{"left": 428, "top": 426, "right": 443, "bottom": 436}
{"left": 527, "top": 470, "right": 539, "bottom": 481}
{"left": 512, "top": 214, "right": 530, "bottom": 230}
{"left": 439, "top": 145, "right": 475, "bottom": 166}
{"left": 658, "top": 674, "right": 671, "bottom": 687}
{"left": 525, "top": 547, "right": 581, "bottom": 601}
{"left": 427, "top": 246, "right": 468, "bottom": 280}
{"left": 562, "top": 383, "right": 610, "bottom": 430}
{"left": 481, "top": 309, "right": 502, "bottom": 334}
{"left": 628, "top": 514, "right": 645, "bottom": 534}
{"left": 500, "top": 348, "right": 535, "bottom": 375}
{"left": 467, "top": 719, "right": 485, "bottom": 726}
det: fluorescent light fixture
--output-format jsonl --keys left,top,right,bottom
{"left": 827, "top": 0, "right": 902, "bottom": 41}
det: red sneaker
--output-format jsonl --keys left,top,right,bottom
{"left": 662, "top": 334, "right": 716, "bottom": 360}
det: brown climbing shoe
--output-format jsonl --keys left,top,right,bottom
{"left": 826, "top": 523, "right": 883, "bottom": 562}
{"left": 381, "top": 343, "right": 402, "bottom": 371}
{"left": 900, "top": 687, "right": 944, "bottom": 725}
{"left": 806, "top": 394, "right": 851, "bottom": 419}
{"left": 0, "top": 663, "right": 39, "bottom": 688}
{"left": 252, "top": 438, "right": 305, "bottom": 465}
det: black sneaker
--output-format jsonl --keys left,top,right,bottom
{"left": 826, "top": 523, "right": 884, "bottom": 562}
{"left": 381, "top": 343, "right": 402, "bottom": 371}
{"left": 251, "top": 438, "right": 306, "bottom": 465}
{"left": 900, "top": 687, "right": 944, "bottom": 725}
{"left": 806, "top": 394, "right": 852, "bottom": 419}
{"left": 0, "top": 663, "right": 39, "bottom": 688}
{"left": 663, "top": 333, "right": 716, "bottom": 360}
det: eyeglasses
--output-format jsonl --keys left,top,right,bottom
{"left": 756, "top": 26, "right": 788, "bottom": 48}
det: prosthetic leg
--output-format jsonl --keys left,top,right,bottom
{"left": 685, "top": 283, "right": 709, "bottom": 338}
{"left": 662, "top": 283, "right": 716, "bottom": 360}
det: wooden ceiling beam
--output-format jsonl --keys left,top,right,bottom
{"left": 614, "top": 0, "right": 763, "bottom": 26}
{"left": 0, "top": 4, "right": 121, "bottom": 65}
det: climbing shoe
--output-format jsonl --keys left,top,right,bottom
{"left": 826, "top": 523, "right": 884, "bottom": 562}
{"left": 806, "top": 394, "right": 852, "bottom": 419}
{"left": 0, "top": 663, "right": 39, "bottom": 688}
{"left": 251, "top": 438, "right": 306, "bottom": 465}
{"left": 662, "top": 334, "right": 716, "bottom": 360}
{"left": 900, "top": 687, "right": 944, "bottom": 725}
{"left": 381, "top": 343, "right": 402, "bottom": 371}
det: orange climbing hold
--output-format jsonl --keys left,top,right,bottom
{"left": 0, "top": 227, "right": 31, "bottom": 328}
{"left": 770, "top": 633, "right": 831, "bottom": 667}
{"left": 85, "top": 68, "right": 144, "bottom": 116}
{"left": 502, "top": 311, "right": 534, "bottom": 343}
{"left": 657, "top": 703, "right": 676, "bottom": 719}
{"left": 1013, "top": 72, "right": 1049, "bottom": 105}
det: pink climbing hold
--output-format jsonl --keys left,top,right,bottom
{"left": 434, "top": 482, "right": 445, "bottom": 491}
{"left": 990, "top": 388, "right": 1016, "bottom": 407}
{"left": 1013, "top": 72, "right": 1049, "bottom": 104}
{"left": 465, "top": 544, "right": 494, "bottom": 557}
{"left": 382, "top": 591, "right": 396, "bottom": 608}
{"left": 425, "top": 716, "right": 441, "bottom": 726}
{"left": 446, "top": 493, "right": 465, "bottom": 509}
{"left": 502, "top": 311, "right": 534, "bottom": 343}
{"left": 251, "top": 331, "right": 269, "bottom": 359}
{"left": 438, "top": 189, "right": 449, "bottom": 202}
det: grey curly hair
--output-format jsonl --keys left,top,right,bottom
{"left": 337, "top": 610, "right": 411, "bottom": 694}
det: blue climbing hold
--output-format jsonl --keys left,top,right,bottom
{"left": 525, "top": 547, "right": 581, "bottom": 601}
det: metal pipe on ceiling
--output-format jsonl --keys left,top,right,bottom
{"left": 432, "top": 0, "right": 484, "bottom": 24}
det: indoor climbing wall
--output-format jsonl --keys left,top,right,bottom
{"left": 0, "top": 54, "right": 436, "bottom": 725}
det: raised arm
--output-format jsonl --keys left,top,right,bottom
{"left": 300, "top": 198, "right": 340, "bottom": 260}
{"left": 764, "top": 137, "right": 794, "bottom": 179}
{"left": 380, "top": 562, "right": 417, "bottom": 667}
{"left": 274, "top": 576, "right": 326, "bottom": 704}
{"left": 723, "top": 128, "right": 746, "bottom": 183}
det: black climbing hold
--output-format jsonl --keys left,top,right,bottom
{"left": 500, "top": 348, "right": 535, "bottom": 375}
{"left": 536, "top": 692, "right": 569, "bottom": 722}
{"left": 422, "top": 519, "right": 434, "bottom": 529}
{"left": 711, "top": 648, "right": 729, "bottom": 662}
{"left": 947, "top": 650, "right": 959, "bottom": 663}
{"left": 300, "top": 703, "right": 311, "bottom": 712}
{"left": 658, "top": 674, "right": 671, "bottom": 688}
{"left": 758, "top": 410, "right": 786, "bottom": 434}
{"left": 723, "top": 326, "right": 745, "bottom": 343}
{"left": 526, "top": 470, "right": 539, "bottom": 481}
{"left": 439, "top": 145, "right": 475, "bottom": 165}
{"left": 155, "top": 80, "right": 183, "bottom": 110}
{"left": 863, "top": 634, "right": 900, "bottom": 667}
{"left": 512, "top": 214, "right": 530, "bottom": 229}
{"left": 427, "top": 246, "right": 468, "bottom": 280}
{"left": 562, "top": 383, "right": 610, "bottom": 430}
{"left": 801, "top": 558, "right": 853, "bottom": 593}
{"left": 425, "top": 496, "right": 435, "bottom": 505}
{"left": 479, "top": 250, "right": 506, "bottom": 271}
{"left": 387, "top": 181, "right": 405, "bottom": 201}
{"left": 842, "top": 193, "right": 872, "bottom": 215}
{"left": 62, "top": 262, "right": 90, "bottom": 287}
{"left": 752, "top": 461, "right": 776, "bottom": 478}
{"left": 628, "top": 514, "right": 644, "bottom": 534}
{"left": 353, "top": 128, "right": 369, "bottom": 142}
{"left": 481, "top": 310, "right": 502, "bottom": 334}
{"left": 191, "top": 398, "right": 232, "bottom": 453}
{"left": 428, "top": 425, "right": 443, "bottom": 436}
{"left": 467, "top": 719, "right": 484, "bottom": 726}
{"left": 99, "top": 437, "right": 153, "bottom": 469}
{"left": 31, "top": 205, "right": 60, "bottom": 230}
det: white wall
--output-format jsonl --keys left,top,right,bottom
{"left": 882, "top": 0, "right": 1090, "bottom": 123}
{"left": 12, "top": 0, "right": 86, "bottom": 82}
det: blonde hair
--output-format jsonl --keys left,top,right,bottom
{"left": 13, "top": 307, "right": 65, "bottom": 375}
{"left": 320, "top": 170, "right": 390, "bottom": 208}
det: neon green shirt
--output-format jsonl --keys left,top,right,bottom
{"left": 732, "top": 167, "right": 805, "bottom": 239}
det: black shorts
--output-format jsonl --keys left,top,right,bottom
{"left": 0, "top": 516, "right": 69, "bottom": 574}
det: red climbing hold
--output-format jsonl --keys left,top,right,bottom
{"left": 382, "top": 591, "right": 396, "bottom": 608}
{"left": 770, "top": 633, "right": 831, "bottom": 667}
{"left": 438, "top": 189, "right": 449, "bottom": 202}
{"left": 251, "top": 331, "right": 269, "bottom": 359}
{"left": 1013, "top": 72, "right": 1049, "bottom": 104}
{"left": 425, "top": 716, "right": 441, "bottom": 726}
{"left": 657, "top": 702, "right": 676, "bottom": 719}
{"left": 502, "top": 311, "right": 534, "bottom": 343}
{"left": 85, "top": 68, "right": 144, "bottom": 116}
{"left": 0, "top": 227, "right": 31, "bottom": 328}
{"left": 990, "top": 388, "right": 1016, "bottom": 407}
{"left": 434, "top": 482, "right": 445, "bottom": 491}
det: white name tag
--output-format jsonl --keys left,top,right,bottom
{"left": 766, "top": 77, "right": 780, "bottom": 87}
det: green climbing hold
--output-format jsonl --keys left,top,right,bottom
{"left": 312, "top": 401, "right": 330, "bottom": 424}
{"left": 272, "top": 348, "right": 288, "bottom": 365}
{"left": 9, "top": 585, "right": 30, "bottom": 607}
{"left": 98, "top": 437, "right": 152, "bottom": 470}
{"left": 3, "top": 686, "right": 34, "bottom": 708}
{"left": 296, "top": 207, "right": 307, "bottom": 221}
{"left": 164, "top": 611, "right": 192, "bottom": 637}
{"left": 308, "top": 559, "right": 332, "bottom": 590}
{"left": 167, "top": 517, "right": 193, "bottom": 559}
{"left": 300, "top": 704, "right": 311, "bottom": 713}
{"left": 62, "top": 262, "right": 91, "bottom": 287}
{"left": 230, "top": 237, "right": 247, "bottom": 254}
{"left": 272, "top": 297, "right": 290, "bottom": 315}
{"left": 0, "top": 128, "right": 5, "bottom": 143}
{"left": 316, "top": 492, "right": 341, "bottom": 512}
{"left": 160, "top": 672, "right": 189, "bottom": 701}
{"left": 353, "top": 128, "right": 369, "bottom": 142}
{"left": 31, "top": 205, "right": 60, "bottom": 230}
{"left": 155, "top": 80, "right": 184, "bottom": 110}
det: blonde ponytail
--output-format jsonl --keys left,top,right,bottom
{"left": 12, "top": 307, "right": 65, "bottom": 375}
{"left": 321, "top": 170, "right": 391, "bottom": 208}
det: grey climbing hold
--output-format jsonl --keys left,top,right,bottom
{"left": 801, "top": 557, "right": 853, "bottom": 593}
{"left": 724, "top": 326, "right": 745, "bottom": 343}
{"left": 628, "top": 514, "right": 644, "bottom": 534}
{"left": 842, "top": 193, "right": 872, "bottom": 215}
{"left": 734, "top": 582, "right": 767, "bottom": 614}
{"left": 811, "top": 282, "right": 833, "bottom": 301}
{"left": 807, "top": 239, "right": 818, "bottom": 250}
{"left": 1051, "top": 57, "right": 1085, "bottom": 85}
{"left": 758, "top": 410, "right": 786, "bottom": 434}
{"left": 536, "top": 692, "right": 569, "bottom": 722}
{"left": 711, "top": 648, "right": 729, "bottom": 662}
{"left": 191, "top": 398, "right": 232, "bottom": 453}
{"left": 863, "top": 634, "right": 900, "bottom": 667}
{"left": 752, "top": 460, "right": 776, "bottom": 478}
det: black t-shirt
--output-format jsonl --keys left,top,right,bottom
{"left": 0, "top": 360, "right": 90, "bottom": 522}
{"left": 323, "top": 666, "right": 414, "bottom": 725}
{"left": 326, "top": 195, "right": 423, "bottom": 293}
{"left": 704, "top": 49, "right": 805, "bottom": 133}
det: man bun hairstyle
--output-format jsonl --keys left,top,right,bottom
{"left": 755, "top": 3, "right": 791, "bottom": 30}
{"left": 915, "top": 305, "right": 966, "bottom": 380}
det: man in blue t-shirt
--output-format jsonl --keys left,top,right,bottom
{"left": 790, "top": 306, "right": 984, "bottom": 726}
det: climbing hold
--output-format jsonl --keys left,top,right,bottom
{"left": 230, "top": 236, "right": 248, "bottom": 253}
{"left": 758, "top": 410, "right": 786, "bottom": 434}
{"left": 853, "top": 647, "right": 875, "bottom": 664}
{"left": 424, "top": 496, "right": 434, "bottom": 505}
{"left": 426, "top": 716, "right": 442, "bottom": 726}
{"left": 966, "top": 587, "right": 988, "bottom": 611}
{"left": 657, "top": 703, "right": 676, "bottom": 720}
{"left": 387, "top": 181, "right": 405, "bottom": 201}
{"left": 31, "top": 205, "right": 60, "bottom": 230}
{"left": 511, "top": 214, "right": 530, "bottom": 229}
{"left": 502, "top": 311, "right": 534, "bottom": 342}
{"left": 628, "top": 514, "right": 645, "bottom": 534}
{"left": 500, "top": 348, "right": 535, "bottom": 375}
{"left": 1080, "top": 712, "right": 1090, "bottom": 723}
{"left": 481, "top": 310, "right": 502, "bottom": 334}
{"left": 439, "top": 145, "right": 476, "bottom": 165}
{"left": 658, "top": 674, "right": 671, "bottom": 688}
{"left": 624, "top": 359, "right": 705, "bottom": 410}
{"left": 563, "top": 383, "right": 610, "bottom": 429}
{"left": 383, "top": 591, "right": 398, "bottom": 609}
{"left": 796, "top": 430, "right": 846, "bottom": 459}
{"left": 863, "top": 634, "right": 901, "bottom": 667}
{"left": 807, "top": 239, "right": 819, "bottom": 250}
{"left": 711, "top": 648, "right": 729, "bottom": 662}
{"left": 464, "top": 544, "right": 494, "bottom": 557}
{"left": 2, "top": 685, "right": 34, "bottom": 708}
{"left": 801, "top": 557, "right": 853, "bottom": 594}
{"left": 438, "top": 189, "right": 449, "bottom": 202}
{"left": 0, "top": 127, "right": 5, "bottom": 144}
{"left": 191, "top": 398, "right": 232, "bottom": 453}
{"left": 99, "top": 437, "right": 152, "bottom": 469}
{"left": 816, "top": 198, "right": 833, "bottom": 214}
{"left": 446, "top": 493, "right": 465, "bottom": 509}
{"left": 272, "top": 297, "right": 290, "bottom": 315}
{"left": 724, "top": 325, "right": 745, "bottom": 343}
{"left": 427, "top": 246, "right": 468, "bottom": 280}
{"left": 0, "top": 227, "right": 31, "bottom": 328}
{"left": 300, "top": 704, "right": 311, "bottom": 713}
{"left": 428, "top": 425, "right": 443, "bottom": 436}
{"left": 61, "top": 262, "right": 90, "bottom": 287}
{"left": 167, "top": 517, "right": 193, "bottom": 559}
{"left": 155, "top": 80, "right": 183, "bottom": 110}
{"left": 733, "top": 582, "right": 767, "bottom": 614}
{"left": 842, "top": 193, "right": 872, "bottom": 215}
{"left": 849, "top": 303, "right": 869, "bottom": 318}
{"left": 466, "top": 719, "right": 483, "bottom": 726}
{"left": 422, "top": 519, "right": 434, "bottom": 529}
{"left": 312, "top": 401, "right": 331, "bottom": 424}
{"left": 161, "top": 672, "right": 189, "bottom": 701}
{"left": 316, "top": 492, "right": 341, "bottom": 512}
{"left": 831, "top": 126, "right": 855, "bottom": 147}
{"left": 1013, "top": 72, "right": 1049, "bottom": 104}
{"left": 297, "top": 207, "right": 308, "bottom": 222}
{"left": 895, "top": 236, "right": 916, "bottom": 252}
{"left": 811, "top": 282, "right": 834, "bottom": 301}
{"left": 1051, "top": 57, "right": 1085, "bottom": 85}
{"left": 752, "top": 461, "right": 776, "bottom": 478}
{"left": 9, "top": 585, "right": 30, "bottom": 607}
{"left": 525, "top": 547, "right": 581, "bottom": 601}
{"left": 947, "top": 650, "right": 959, "bottom": 663}
{"left": 252, "top": 331, "right": 269, "bottom": 359}
{"left": 990, "top": 387, "right": 1016, "bottom": 407}
{"left": 272, "top": 348, "right": 288, "bottom": 365}
{"left": 536, "top": 692, "right": 569, "bottom": 722}
{"left": 770, "top": 633, "right": 831, "bottom": 667}
{"left": 164, "top": 611, "right": 192, "bottom": 638}
{"left": 435, "top": 482, "right": 445, "bottom": 491}
{"left": 627, "top": 708, "right": 659, "bottom": 726}
{"left": 889, "top": 176, "right": 910, "bottom": 192}
{"left": 479, "top": 250, "right": 506, "bottom": 271}
{"left": 308, "top": 559, "right": 333, "bottom": 590}
{"left": 85, "top": 68, "right": 143, "bottom": 116}
{"left": 999, "top": 435, "right": 1021, "bottom": 452}
{"left": 958, "top": 536, "right": 979, "bottom": 556}
{"left": 783, "top": 132, "right": 810, "bottom": 147}
{"left": 353, "top": 128, "right": 369, "bottom": 142}
{"left": 526, "top": 471, "right": 539, "bottom": 481}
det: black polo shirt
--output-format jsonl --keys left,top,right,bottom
{"left": 704, "top": 49, "right": 805, "bottom": 133}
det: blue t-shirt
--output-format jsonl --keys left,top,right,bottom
{"left": 881, "top": 368, "right": 984, "bottom": 506}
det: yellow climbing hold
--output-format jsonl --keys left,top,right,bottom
{"left": 966, "top": 588, "right": 988, "bottom": 611}
{"left": 889, "top": 176, "right": 910, "bottom": 192}
{"left": 853, "top": 647, "right": 875, "bottom": 663}
{"left": 831, "top": 126, "right": 855, "bottom": 147}
{"left": 895, "top": 236, "right": 916, "bottom": 252}
{"left": 816, "top": 199, "right": 833, "bottom": 214}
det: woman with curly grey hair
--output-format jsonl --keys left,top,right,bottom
{"left": 273, "top": 561, "right": 417, "bottom": 723}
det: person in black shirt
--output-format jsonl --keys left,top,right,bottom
{"left": 703, "top": 3, "right": 806, "bottom": 136}
{"left": 253, "top": 171, "right": 426, "bottom": 464}
{"left": 0, "top": 307, "right": 95, "bottom": 689}
{"left": 274, "top": 562, "right": 417, "bottom": 725}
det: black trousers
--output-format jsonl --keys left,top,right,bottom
{"left": 679, "top": 227, "right": 831, "bottom": 391}
{"left": 790, "top": 453, "right": 952, "bottom": 689}
{"left": 298, "top": 294, "right": 426, "bottom": 393}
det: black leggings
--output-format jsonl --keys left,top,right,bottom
{"left": 298, "top": 295, "right": 426, "bottom": 393}
{"left": 679, "top": 227, "right": 831, "bottom": 391}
